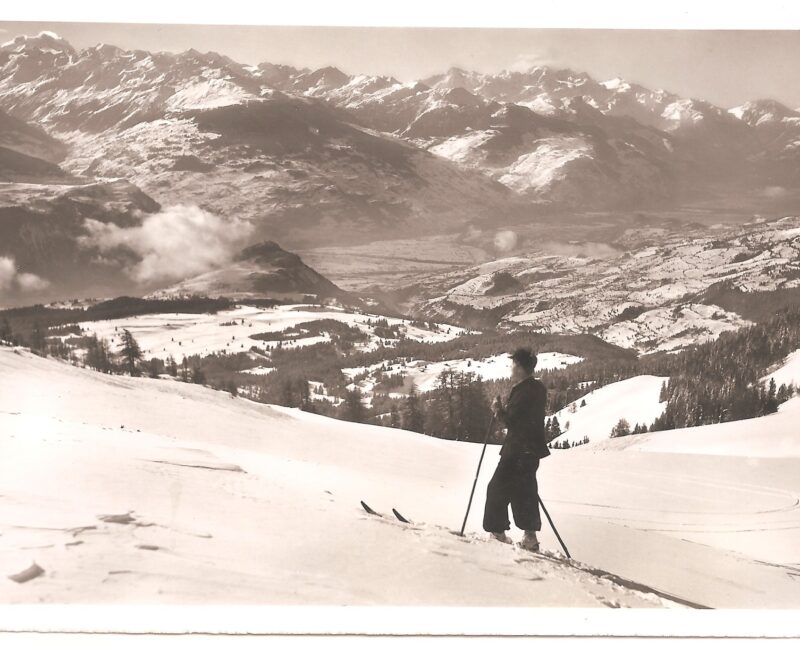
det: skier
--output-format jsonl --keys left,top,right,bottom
{"left": 483, "top": 347, "right": 549, "bottom": 551}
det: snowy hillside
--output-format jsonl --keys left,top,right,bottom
{"left": 413, "top": 215, "right": 800, "bottom": 352}
{"left": 3, "top": 348, "right": 800, "bottom": 608}
{"left": 76, "top": 304, "right": 464, "bottom": 361}
{"left": 596, "top": 396, "right": 800, "bottom": 458}
{"left": 549, "top": 376, "right": 668, "bottom": 446}
{"left": 762, "top": 348, "right": 800, "bottom": 390}
{"left": 0, "top": 347, "right": 666, "bottom": 607}
{"left": 343, "top": 351, "right": 583, "bottom": 395}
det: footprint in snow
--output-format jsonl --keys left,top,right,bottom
{"left": 97, "top": 512, "right": 153, "bottom": 527}
{"left": 7, "top": 562, "right": 45, "bottom": 584}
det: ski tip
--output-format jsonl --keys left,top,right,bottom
{"left": 360, "top": 500, "right": 379, "bottom": 516}
{"left": 392, "top": 508, "right": 410, "bottom": 523}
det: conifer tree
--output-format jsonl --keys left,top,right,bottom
{"left": 403, "top": 384, "right": 425, "bottom": 434}
{"left": 119, "top": 329, "right": 142, "bottom": 376}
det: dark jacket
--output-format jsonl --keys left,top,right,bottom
{"left": 498, "top": 376, "right": 550, "bottom": 459}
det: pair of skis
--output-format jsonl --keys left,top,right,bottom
{"left": 360, "top": 500, "right": 707, "bottom": 608}
{"left": 361, "top": 500, "right": 410, "bottom": 524}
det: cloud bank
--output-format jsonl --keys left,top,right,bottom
{"left": 0, "top": 257, "right": 50, "bottom": 294}
{"left": 83, "top": 205, "right": 250, "bottom": 284}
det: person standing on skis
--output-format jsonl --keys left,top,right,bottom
{"left": 483, "top": 347, "right": 550, "bottom": 551}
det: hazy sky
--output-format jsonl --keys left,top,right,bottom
{"left": 2, "top": 22, "right": 799, "bottom": 108}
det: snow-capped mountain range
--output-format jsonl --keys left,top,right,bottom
{"left": 2, "top": 31, "right": 798, "bottom": 218}
{"left": 1, "top": 30, "right": 799, "bottom": 326}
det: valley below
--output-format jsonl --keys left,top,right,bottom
{"left": 1, "top": 27, "right": 800, "bottom": 617}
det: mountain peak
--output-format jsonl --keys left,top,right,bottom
{"left": 601, "top": 77, "right": 631, "bottom": 92}
{"left": 730, "top": 99, "right": 799, "bottom": 125}
{"left": 235, "top": 241, "right": 318, "bottom": 274}
{"left": 1, "top": 30, "right": 75, "bottom": 55}
{"left": 157, "top": 240, "right": 349, "bottom": 301}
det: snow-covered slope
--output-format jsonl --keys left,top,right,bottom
{"left": 550, "top": 376, "right": 668, "bottom": 446}
{"left": 2, "top": 348, "right": 800, "bottom": 608}
{"left": 592, "top": 395, "right": 800, "bottom": 458}
{"left": 0, "top": 347, "right": 666, "bottom": 607}
{"left": 762, "top": 349, "right": 800, "bottom": 390}
{"left": 344, "top": 351, "right": 583, "bottom": 395}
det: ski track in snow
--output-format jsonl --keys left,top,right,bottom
{"left": 2, "top": 347, "right": 800, "bottom": 608}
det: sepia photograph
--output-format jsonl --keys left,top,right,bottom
{"left": 0, "top": 1, "right": 799, "bottom": 640}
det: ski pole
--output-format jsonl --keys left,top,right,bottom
{"left": 538, "top": 494, "right": 571, "bottom": 559}
{"left": 459, "top": 411, "right": 497, "bottom": 536}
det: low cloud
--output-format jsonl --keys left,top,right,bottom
{"left": 541, "top": 241, "right": 620, "bottom": 259}
{"left": 82, "top": 205, "right": 250, "bottom": 284}
{"left": 0, "top": 256, "right": 50, "bottom": 294}
{"left": 494, "top": 229, "right": 519, "bottom": 253}
{"left": 762, "top": 186, "right": 788, "bottom": 199}
{"left": 509, "top": 49, "right": 560, "bottom": 72}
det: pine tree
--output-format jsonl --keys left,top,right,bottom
{"left": 389, "top": 404, "right": 401, "bottom": 428}
{"left": 119, "top": 329, "right": 142, "bottom": 376}
{"left": 764, "top": 378, "right": 779, "bottom": 414}
{"left": 0, "top": 317, "right": 12, "bottom": 343}
{"left": 146, "top": 358, "right": 161, "bottom": 379}
{"left": 610, "top": 418, "right": 631, "bottom": 438}
{"left": 30, "top": 322, "right": 47, "bottom": 354}
{"left": 299, "top": 379, "right": 316, "bottom": 412}
{"left": 191, "top": 366, "right": 206, "bottom": 385}
{"left": 342, "top": 388, "right": 366, "bottom": 423}
{"left": 403, "top": 384, "right": 425, "bottom": 434}
{"left": 166, "top": 355, "right": 178, "bottom": 378}
{"left": 281, "top": 378, "right": 295, "bottom": 406}
{"left": 86, "top": 335, "right": 113, "bottom": 373}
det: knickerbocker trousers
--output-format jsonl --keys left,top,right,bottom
{"left": 482, "top": 455, "right": 541, "bottom": 533}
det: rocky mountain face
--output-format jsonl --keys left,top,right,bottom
{"left": 0, "top": 33, "right": 524, "bottom": 251}
{"left": 0, "top": 31, "right": 798, "bottom": 315}
{"left": 1, "top": 33, "right": 798, "bottom": 229}
{"left": 260, "top": 62, "right": 800, "bottom": 209}
{"left": 730, "top": 100, "right": 800, "bottom": 185}
{"left": 0, "top": 178, "right": 161, "bottom": 303}
{"left": 154, "top": 240, "right": 352, "bottom": 302}
{"left": 0, "top": 107, "right": 67, "bottom": 163}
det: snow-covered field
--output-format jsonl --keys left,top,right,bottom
{"left": 344, "top": 352, "right": 583, "bottom": 395}
{"left": 551, "top": 376, "right": 668, "bottom": 446}
{"left": 2, "top": 348, "right": 799, "bottom": 610}
{"left": 78, "top": 304, "right": 464, "bottom": 361}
